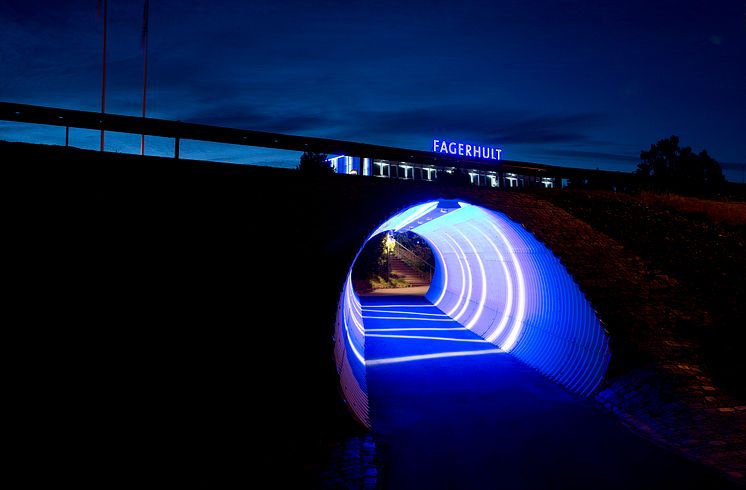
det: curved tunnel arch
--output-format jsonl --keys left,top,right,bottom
{"left": 335, "top": 199, "right": 611, "bottom": 428}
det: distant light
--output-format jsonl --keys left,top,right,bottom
{"left": 384, "top": 232, "right": 396, "bottom": 252}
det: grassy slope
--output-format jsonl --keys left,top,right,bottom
{"left": 535, "top": 189, "right": 746, "bottom": 399}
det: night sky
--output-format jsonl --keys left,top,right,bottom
{"left": 1, "top": 1, "right": 745, "bottom": 180}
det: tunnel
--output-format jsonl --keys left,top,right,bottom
{"left": 334, "top": 199, "right": 611, "bottom": 428}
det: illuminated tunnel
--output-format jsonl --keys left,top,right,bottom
{"left": 334, "top": 199, "right": 611, "bottom": 428}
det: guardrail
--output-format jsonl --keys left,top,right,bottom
{"left": 393, "top": 239, "right": 434, "bottom": 283}
{"left": 0, "top": 101, "right": 512, "bottom": 168}
{"left": 0, "top": 101, "right": 627, "bottom": 182}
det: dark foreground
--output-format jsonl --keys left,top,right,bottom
{"left": 10, "top": 142, "right": 440, "bottom": 487}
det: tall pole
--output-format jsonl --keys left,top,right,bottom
{"left": 100, "top": 0, "right": 107, "bottom": 152}
{"left": 386, "top": 233, "right": 391, "bottom": 284}
{"left": 140, "top": 0, "right": 149, "bottom": 155}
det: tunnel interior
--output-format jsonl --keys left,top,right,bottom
{"left": 335, "top": 199, "right": 611, "bottom": 428}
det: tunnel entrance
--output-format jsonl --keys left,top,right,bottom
{"left": 335, "top": 199, "right": 611, "bottom": 429}
{"left": 351, "top": 230, "right": 435, "bottom": 297}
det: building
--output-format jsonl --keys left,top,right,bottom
{"left": 327, "top": 154, "right": 565, "bottom": 189}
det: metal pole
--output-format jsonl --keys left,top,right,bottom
{"left": 174, "top": 136, "right": 180, "bottom": 159}
{"left": 100, "top": 0, "right": 107, "bottom": 152}
{"left": 386, "top": 237, "right": 390, "bottom": 284}
{"left": 65, "top": 126, "right": 69, "bottom": 147}
{"left": 140, "top": 0, "right": 149, "bottom": 155}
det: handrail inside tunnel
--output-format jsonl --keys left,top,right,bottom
{"left": 335, "top": 199, "right": 611, "bottom": 429}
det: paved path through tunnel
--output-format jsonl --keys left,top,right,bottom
{"left": 362, "top": 295, "right": 736, "bottom": 489}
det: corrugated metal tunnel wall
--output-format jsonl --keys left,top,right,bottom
{"left": 335, "top": 200, "right": 611, "bottom": 428}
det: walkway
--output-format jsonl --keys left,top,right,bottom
{"left": 362, "top": 295, "right": 737, "bottom": 489}
{"left": 360, "top": 285, "right": 430, "bottom": 297}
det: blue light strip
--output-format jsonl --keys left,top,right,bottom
{"left": 369, "top": 201, "right": 439, "bottom": 238}
{"left": 366, "top": 333, "right": 492, "bottom": 343}
{"left": 363, "top": 316, "right": 454, "bottom": 321}
{"left": 441, "top": 233, "right": 467, "bottom": 317}
{"left": 362, "top": 309, "right": 449, "bottom": 317}
{"left": 365, "top": 327, "right": 465, "bottom": 332}
{"left": 367, "top": 348, "right": 503, "bottom": 366}
{"left": 361, "top": 303, "right": 438, "bottom": 308}
{"left": 445, "top": 232, "right": 474, "bottom": 323}
{"left": 334, "top": 273, "right": 369, "bottom": 427}
{"left": 455, "top": 228, "right": 487, "bottom": 330}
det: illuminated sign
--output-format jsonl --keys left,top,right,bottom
{"left": 432, "top": 139, "right": 502, "bottom": 161}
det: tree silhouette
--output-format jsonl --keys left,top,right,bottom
{"left": 297, "top": 151, "right": 333, "bottom": 175}
{"left": 636, "top": 136, "right": 725, "bottom": 194}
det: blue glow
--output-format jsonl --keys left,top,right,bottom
{"left": 442, "top": 234, "right": 467, "bottom": 318}
{"left": 362, "top": 309, "right": 449, "bottom": 316}
{"left": 470, "top": 223, "right": 513, "bottom": 343}
{"left": 335, "top": 199, "right": 611, "bottom": 428}
{"left": 432, "top": 139, "right": 502, "bottom": 160}
{"left": 362, "top": 316, "right": 455, "bottom": 322}
{"left": 361, "top": 303, "right": 440, "bottom": 308}
{"left": 365, "top": 328, "right": 465, "bottom": 332}
{"left": 455, "top": 228, "right": 487, "bottom": 330}
{"left": 446, "top": 232, "right": 474, "bottom": 323}
{"left": 366, "top": 333, "right": 491, "bottom": 343}
{"left": 328, "top": 155, "right": 361, "bottom": 174}
{"left": 367, "top": 348, "right": 503, "bottom": 366}
{"left": 341, "top": 275, "right": 365, "bottom": 362}
{"left": 334, "top": 273, "right": 369, "bottom": 427}
{"left": 485, "top": 217, "right": 526, "bottom": 351}
{"left": 428, "top": 239, "right": 450, "bottom": 307}
{"left": 369, "top": 201, "right": 439, "bottom": 238}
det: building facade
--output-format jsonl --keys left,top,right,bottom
{"left": 327, "top": 155, "right": 559, "bottom": 189}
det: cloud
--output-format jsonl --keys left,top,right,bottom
{"left": 168, "top": 102, "right": 608, "bottom": 150}
{"left": 330, "top": 107, "right": 608, "bottom": 146}
{"left": 181, "top": 104, "right": 334, "bottom": 134}
{"left": 546, "top": 149, "right": 638, "bottom": 163}
{"left": 152, "top": 99, "right": 611, "bottom": 156}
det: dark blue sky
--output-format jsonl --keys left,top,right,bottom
{"left": 1, "top": 1, "right": 745, "bottom": 179}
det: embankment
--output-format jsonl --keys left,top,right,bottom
{"left": 6, "top": 141, "right": 744, "bottom": 485}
